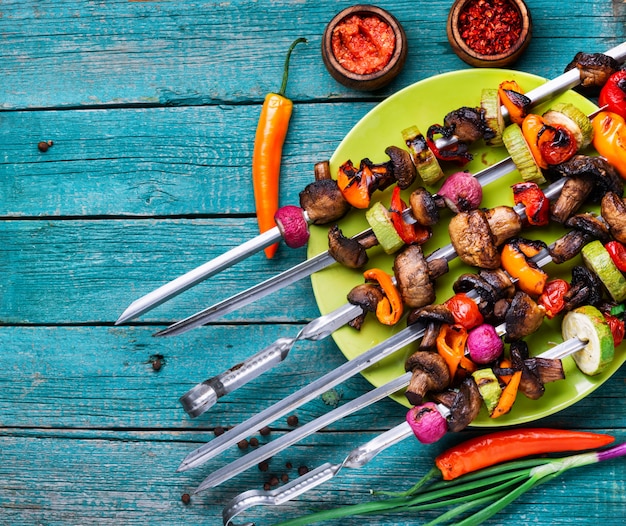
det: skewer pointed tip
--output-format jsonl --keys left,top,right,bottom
{"left": 176, "top": 459, "right": 192, "bottom": 472}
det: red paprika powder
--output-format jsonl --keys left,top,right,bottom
{"left": 458, "top": 0, "right": 522, "bottom": 56}
{"left": 331, "top": 14, "right": 395, "bottom": 75}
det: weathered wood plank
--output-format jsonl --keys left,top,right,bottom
{"left": 0, "top": 217, "right": 338, "bottom": 324}
{"left": 1, "top": 428, "right": 624, "bottom": 525}
{"left": 0, "top": 103, "right": 366, "bottom": 218}
{"left": 0, "top": 1, "right": 623, "bottom": 110}
{"left": 1, "top": 326, "right": 624, "bottom": 431}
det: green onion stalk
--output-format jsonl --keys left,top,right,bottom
{"left": 273, "top": 442, "right": 626, "bottom": 526}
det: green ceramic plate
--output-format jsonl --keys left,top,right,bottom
{"left": 308, "top": 69, "right": 626, "bottom": 426}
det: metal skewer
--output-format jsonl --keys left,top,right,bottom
{"left": 220, "top": 332, "right": 588, "bottom": 526}
{"left": 176, "top": 222, "right": 558, "bottom": 473}
{"left": 116, "top": 41, "right": 626, "bottom": 326}
{"left": 175, "top": 169, "right": 568, "bottom": 418}
{"left": 191, "top": 250, "right": 563, "bottom": 492}
{"left": 156, "top": 156, "right": 516, "bottom": 337}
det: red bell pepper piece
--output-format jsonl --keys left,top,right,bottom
{"left": 603, "top": 312, "right": 625, "bottom": 347}
{"left": 511, "top": 181, "right": 549, "bottom": 226}
{"left": 389, "top": 187, "right": 431, "bottom": 245}
{"left": 605, "top": 240, "right": 626, "bottom": 272}
{"left": 599, "top": 70, "right": 626, "bottom": 119}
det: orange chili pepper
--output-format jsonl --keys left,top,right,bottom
{"left": 520, "top": 114, "right": 548, "bottom": 169}
{"left": 252, "top": 38, "right": 307, "bottom": 258}
{"left": 591, "top": 110, "right": 626, "bottom": 180}
{"left": 363, "top": 268, "right": 403, "bottom": 325}
{"left": 436, "top": 324, "right": 474, "bottom": 379}
{"left": 498, "top": 80, "right": 530, "bottom": 125}
{"left": 500, "top": 242, "right": 547, "bottom": 296}
{"left": 490, "top": 370, "right": 522, "bottom": 418}
{"left": 435, "top": 428, "right": 615, "bottom": 480}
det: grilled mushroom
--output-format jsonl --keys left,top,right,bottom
{"left": 550, "top": 213, "right": 611, "bottom": 264}
{"left": 393, "top": 245, "right": 436, "bottom": 309}
{"left": 565, "top": 213, "right": 610, "bottom": 242}
{"left": 409, "top": 187, "right": 442, "bottom": 226}
{"left": 504, "top": 291, "right": 545, "bottom": 341}
{"left": 327, "top": 225, "right": 368, "bottom": 268}
{"left": 346, "top": 283, "right": 385, "bottom": 330}
{"left": 564, "top": 52, "right": 620, "bottom": 95}
{"left": 407, "top": 304, "right": 455, "bottom": 352}
{"left": 299, "top": 179, "right": 351, "bottom": 225}
{"left": 549, "top": 155, "right": 624, "bottom": 223}
{"left": 446, "top": 377, "right": 483, "bottom": 432}
{"left": 601, "top": 191, "right": 626, "bottom": 244}
{"left": 443, "top": 106, "right": 496, "bottom": 143}
{"left": 385, "top": 145, "right": 417, "bottom": 190}
{"left": 484, "top": 206, "right": 523, "bottom": 246}
{"left": 404, "top": 351, "right": 451, "bottom": 406}
{"left": 562, "top": 265, "right": 603, "bottom": 311}
{"left": 448, "top": 209, "right": 500, "bottom": 269}
{"left": 510, "top": 341, "right": 545, "bottom": 400}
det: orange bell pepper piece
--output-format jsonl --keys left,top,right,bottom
{"left": 436, "top": 324, "right": 474, "bottom": 379}
{"left": 591, "top": 111, "right": 626, "bottom": 180}
{"left": 363, "top": 268, "right": 403, "bottom": 325}
{"left": 521, "top": 114, "right": 548, "bottom": 169}
{"left": 491, "top": 370, "right": 522, "bottom": 418}
{"left": 500, "top": 243, "right": 548, "bottom": 296}
{"left": 498, "top": 80, "right": 530, "bottom": 125}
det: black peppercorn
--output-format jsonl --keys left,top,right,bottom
{"left": 37, "top": 140, "right": 53, "bottom": 152}
{"left": 214, "top": 426, "right": 225, "bottom": 437}
{"left": 298, "top": 465, "right": 309, "bottom": 476}
{"left": 281, "top": 473, "right": 289, "bottom": 483}
{"left": 287, "top": 415, "right": 299, "bottom": 427}
{"left": 259, "top": 426, "right": 271, "bottom": 436}
{"left": 269, "top": 475, "right": 279, "bottom": 486}
{"left": 249, "top": 437, "right": 259, "bottom": 447}
{"left": 237, "top": 439, "right": 249, "bottom": 450}
{"left": 258, "top": 459, "right": 270, "bottom": 472}
{"left": 181, "top": 493, "right": 191, "bottom": 504}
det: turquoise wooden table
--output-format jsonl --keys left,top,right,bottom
{"left": 2, "top": 1, "right": 625, "bottom": 525}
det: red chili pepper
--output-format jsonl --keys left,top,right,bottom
{"left": 538, "top": 279, "right": 570, "bottom": 319}
{"left": 435, "top": 428, "right": 615, "bottom": 481}
{"left": 537, "top": 124, "right": 578, "bottom": 165}
{"left": 389, "top": 187, "right": 431, "bottom": 245}
{"left": 603, "top": 312, "right": 625, "bottom": 347}
{"left": 599, "top": 70, "right": 626, "bottom": 119}
{"left": 605, "top": 240, "right": 626, "bottom": 272}
{"left": 511, "top": 181, "right": 549, "bottom": 226}
{"left": 444, "top": 293, "right": 484, "bottom": 329}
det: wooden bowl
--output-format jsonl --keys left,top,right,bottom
{"left": 322, "top": 5, "right": 407, "bottom": 91}
{"left": 447, "top": 0, "right": 532, "bottom": 68}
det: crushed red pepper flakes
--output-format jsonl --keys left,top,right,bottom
{"left": 458, "top": 0, "right": 522, "bottom": 56}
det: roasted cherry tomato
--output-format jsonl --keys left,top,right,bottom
{"left": 538, "top": 279, "right": 570, "bottom": 319}
{"left": 603, "top": 312, "right": 625, "bottom": 347}
{"left": 537, "top": 124, "right": 578, "bottom": 165}
{"left": 444, "top": 293, "right": 484, "bottom": 330}
{"left": 389, "top": 187, "right": 431, "bottom": 245}
{"left": 599, "top": 70, "right": 626, "bottom": 119}
{"left": 512, "top": 181, "right": 549, "bottom": 226}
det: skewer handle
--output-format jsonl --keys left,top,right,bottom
{"left": 180, "top": 302, "right": 363, "bottom": 417}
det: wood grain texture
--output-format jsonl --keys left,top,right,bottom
{"left": 1, "top": 1, "right": 625, "bottom": 524}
